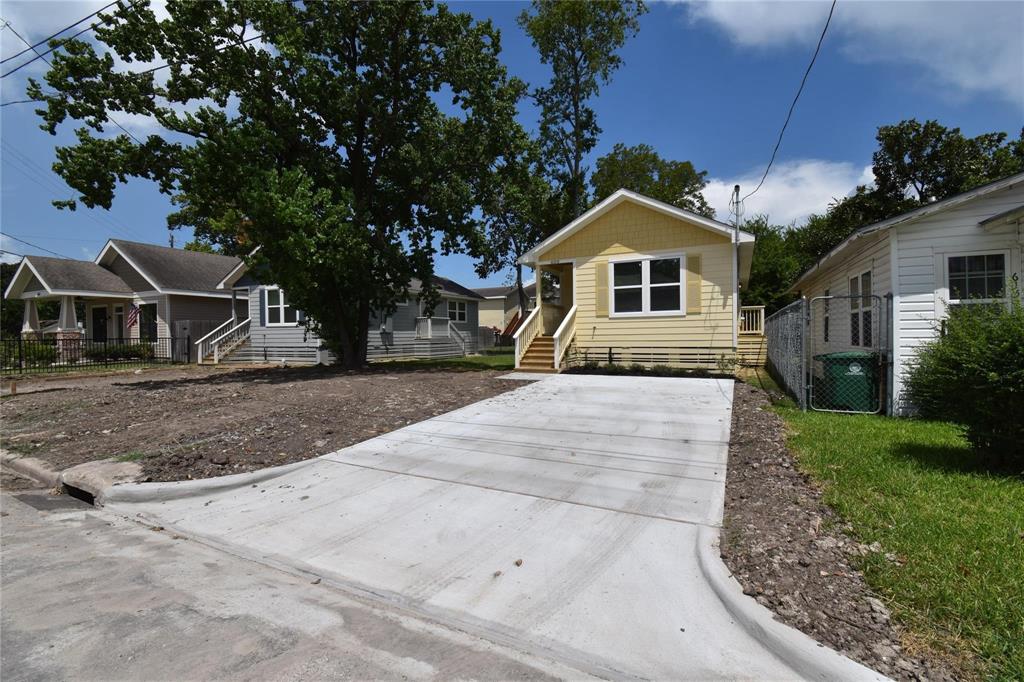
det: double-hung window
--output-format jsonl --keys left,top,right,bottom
{"left": 265, "top": 286, "right": 298, "bottom": 325}
{"left": 447, "top": 300, "right": 467, "bottom": 322}
{"left": 849, "top": 271, "right": 872, "bottom": 347}
{"left": 947, "top": 253, "right": 1005, "bottom": 306}
{"left": 610, "top": 255, "right": 684, "bottom": 316}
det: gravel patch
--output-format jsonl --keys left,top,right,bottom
{"left": 721, "top": 381, "right": 956, "bottom": 681}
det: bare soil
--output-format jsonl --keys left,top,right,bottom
{"left": 0, "top": 365, "right": 518, "bottom": 483}
{"left": 721, "top": 381, "right": 955, "bottom": 681}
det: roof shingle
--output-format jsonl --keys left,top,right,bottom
{"left": 109, "top": 240, "right": 242, "bottom": 292}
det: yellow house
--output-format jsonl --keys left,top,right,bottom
{"left": 515, "top": 189, "right": 757, "bottom": 372}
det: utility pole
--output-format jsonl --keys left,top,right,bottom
{"left": 729, "top": 185, "right": 742, "bottom": 351}
{"left": 169, "top": 233, "right": 175, "bottom": 248}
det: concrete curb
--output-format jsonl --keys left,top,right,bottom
{"left": 60, "top": 459, "right": 143, "bottom": 505}
{"left": 0, "top": 450, "right": 61, "bottom": 488}
{"left": 696, "top": 525, "right": 888, "bottom": 681}
{"left": 102, "top": 458, "right": 318, "bottom": 505}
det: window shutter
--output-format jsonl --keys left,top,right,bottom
{"left": 686, "top": 254, "right": 702, "bottom": 315}
{"left": 596, "top": 263, "right": 609, "bottom": 317}
{"left": 258, "top": 288, "right": 266, "bottom": 326}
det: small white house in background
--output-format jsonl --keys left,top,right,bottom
{"left": 790, "top": 172, "right": 1024, "bottom": 414}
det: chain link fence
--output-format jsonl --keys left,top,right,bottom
{"left": 806, "top": 295, "right": 884, "bottom": 413}
{"left": 765, "top": 299, "right": 806, "bottom": 409}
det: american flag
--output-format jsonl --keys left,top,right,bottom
{"left": 126, "top": 304, "right": 140, "bottom": 328}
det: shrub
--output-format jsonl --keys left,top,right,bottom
{"left": 23, "top": 343, "right": 58, "bottom": 367}
{"left": 904, "top": 293, "right": 1024, "bottom": 460}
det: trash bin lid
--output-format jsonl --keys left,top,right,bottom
{"left": 814, "top": 351, "right": 877, "bottom": 360}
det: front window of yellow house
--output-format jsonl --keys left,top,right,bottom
{"left": 611, "top": 255, "right": 684, "bottom": 316}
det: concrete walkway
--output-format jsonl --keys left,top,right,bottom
{"left": 107, "top": 375, "right": 878, "bottom": 680}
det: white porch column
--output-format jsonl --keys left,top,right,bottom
{"left": 57, "top": 295, "right": 78, "bottom": 331}
{"left": 231, "top": 289, "right": 238, "bottom": 322}
{"left": 21, "top": 299, "right": 40, "bottom": 337}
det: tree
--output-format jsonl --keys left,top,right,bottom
{"left": 590, "top": 143, "right": 713, "bottom": 216}
{"left": 872, "top": 119, "right": 1024, "bottom": 203}
{"left": 30, "top": 0, "right": 523, "bottom": 367}
{"left": 740, "top": 217, "right": 800, "bottom": 314}
{"left": 518, "top": 0, "right": 645, "bottom": 222}
{"left": 183, "top": 240, "right": 217, "bottom": 254}
{"left": 476, "top": 129, "right": 557, "bottom": 316}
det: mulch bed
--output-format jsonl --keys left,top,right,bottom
{"left": 0, "top": 365, "right": 519, "bottom": 483}
{"left": 722, "top": 381, "right": 956, "bottom": 681}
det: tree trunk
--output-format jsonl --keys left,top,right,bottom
{"left": 356, "top": 297, "right": 370, "bottom": 367}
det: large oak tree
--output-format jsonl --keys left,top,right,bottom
{"left": 30, "top": 0, "right": 524, "bottom": 367}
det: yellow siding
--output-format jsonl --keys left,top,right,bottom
{"left": 538, "top": 202, "right": 736, "bottom": 356}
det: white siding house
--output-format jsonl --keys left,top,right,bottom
{"left": 790, "top": 173, "right": 1024, "bottom": 414}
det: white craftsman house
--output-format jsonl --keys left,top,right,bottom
{"left": 789, "top": 172, "right": 1024, "bottom": 414}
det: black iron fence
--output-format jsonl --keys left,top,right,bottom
{"left": 0, "top": 337, "right": 190, "bottom": 375}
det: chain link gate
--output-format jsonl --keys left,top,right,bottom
{"left": 806, "top": 294, "right": 884, "bottom": 413}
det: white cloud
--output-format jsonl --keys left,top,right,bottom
{"left": 702, "top": 159, "right": 873, "bottom": 226}
{"left": 0, "top": 234, "right": 23, "bottom": 263}
{"left": 681, "top": 0, "right": 1024, "bottom": 108}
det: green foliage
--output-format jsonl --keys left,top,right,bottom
{"left": 31, "top": 0, "right": 524, "bottom": 368}
{"left": 904, "top": 294, "right": 1024, "bottom": 460}
{"left": 590, "top": 143, "right": 713, "bottom": 217}
{"left": 740, "top": 216, "right": 800, "bottom": 313}
{"left": 10, "top": 343, "right": 59, "bottom": 367}
{"left": 83, "top": 342, "right": 155, "bottom": 362}
{"left": 476, "top": 128, "right": 558, "bottom": 314}
{"left": 565, "top": 361, "right": 729, "bottom": 378}
{"left": 183, "top": 240, "right": 218, "bottom": 254}
{"left": 519, "top": 0, "right": 645, "bottom": 219}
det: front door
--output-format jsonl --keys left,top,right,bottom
{"left": 91, "top": 307, "right": 108, "bottom": 341}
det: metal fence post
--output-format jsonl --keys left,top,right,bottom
{"left": 800, "top": 297, "right": 808, "bottom": 411}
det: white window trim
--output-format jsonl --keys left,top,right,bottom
{"left": 264, "top": 285, "right": 299, "bottom": 326}
{"left": 608, "top": 251, "right": 686, "bottom": 318}
{"left": 447, "top": 299, "right": 467, "bottom": 322}
{"left": 939, "top": 249, "right": 1010, "bottom": 308}
{"left": 848, "top": 269, "right": 873, "bottom": 348}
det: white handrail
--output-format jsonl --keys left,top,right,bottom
{"left": 448, "top": 321, "right": 467, "bottom": 354}
{"left": 194, "top": 317, "right": 235, "bottom": 364}
{"left": 513, "top": 307, "right": 542, "bottom": 369}
{"left": 210, "top": 318, "right": 251, "bottom": 364}
{"left": 552, "top": 304, "right": 577, "bottom": 370}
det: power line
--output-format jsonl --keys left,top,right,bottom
{"left": 0, "top": 19, "right": 144, "bottom": 145}
{"left": 0, "top": 249, "right": 28, "bottom": 259}
{"left": 1, "top": 0, "right": 120, "bottom": 65}
{"left": 1, "top": 234, "right": 73, "bottom": 259}
{"left": 1, "top": 139, "right": 148, "bottom": 242}
{"left": 743, "top": 0, "right": 837, "bottom": 202}
{"left": 138, "top": 30, "right": 268, "bottom": 75}
{"left": 1, "top": 98, "right": 44, "bottom": 107}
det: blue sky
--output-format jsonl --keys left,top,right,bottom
{"left": 2, "top": 0, "right": 1022, "bottom": 290}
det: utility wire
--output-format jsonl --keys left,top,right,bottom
{"left": 743, "top": 0, "right": 837, "bottom": 202}
{"left": 0, "top": 249, "right": 28, "bottom": 258}
{"left": 1, "top": 0, "right": 120, "bottom": 65}
{"left": 1, "top": 19, "right": 144, "bottom": 144}
{"left": 1, "top": 234, "right": 73, "bottom": 259}
{"left": 1, "top": 97, "right": 44, "bottom": 107}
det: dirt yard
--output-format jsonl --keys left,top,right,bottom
{"left": 1, "top": 365, "right": 519, "bottom": 482}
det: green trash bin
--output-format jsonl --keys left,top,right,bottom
{"left": 813, "top": 351, "right": 879, "bottom": 412}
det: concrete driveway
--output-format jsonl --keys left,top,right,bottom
{"left": 108, "top": 374, "right": 875, "bottom": 680}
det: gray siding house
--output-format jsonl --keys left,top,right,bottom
{"left": 212, "top": 257, "right": 484, "bottom": 364}
{"left": 5, "top": 240, "right": 243, "bottom": 360}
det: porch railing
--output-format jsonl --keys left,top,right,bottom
{"left": 739, "top": 305, "right": 765, "bottom": 335}
{"left": 211, "top": 318, "right": 251, "bottom": 364}
{"left": 194, "top": 317, "right": 235, "bottom": 364}
{"left": 513, "top": 306, "right": 542, "bottom": 369}
{"left": 415, "top": 316, "right": 450, "bottom": 339}
{"left": 553, "top": 304, "right": 577, "bottom": 370}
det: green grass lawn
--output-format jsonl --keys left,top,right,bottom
{"left": 777, "top": 407, "right": 1024, "bottom": 680}
{"left": 377, "top": 350, "right": 515, "bottom": 371}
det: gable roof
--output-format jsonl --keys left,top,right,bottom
{"left": 4, "top": 255, "right": 133, "bottom": 299}
{"left": 473, "top": 282, "right": 537, "bottom": 299}
{"left": 96, "top": 239, "right": 242, "bottom": 293}
{"left": 519, "top": 189, "right": 754, "bottom": 264}
{"left": 790, "top": 171, "right": 1024, "bottom": 291}
{"left": 411, "top": 276, "right": 484, "bottom": 300}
